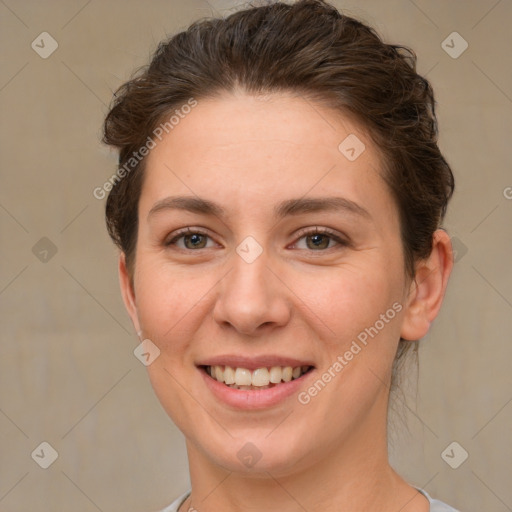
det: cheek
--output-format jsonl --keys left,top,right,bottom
{"left": 312, "top": 265, "right": 405, "bottom": 385}
{"left": 133, "top": 260, "right": 206, "bottom": 345}
{"left": 320, "top": 265, "right": 401, "bottom": 331}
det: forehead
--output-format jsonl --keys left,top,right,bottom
{"left": 140, "top": 91, "right": 395, "bottom": 226}
{"left": 149, "top": 90, "right": 370, "bottom": 158}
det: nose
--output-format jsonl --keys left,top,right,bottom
{"left": 212, "top": 248, "right": 291, "bottom": 336}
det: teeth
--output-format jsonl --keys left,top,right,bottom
{"left": 234, "top": 368, "right": 252, "bottom": 386}
{"left": 282, "top": 367, "right": 293, "bottom": 382}
{"left": 223, "top": 366, "right": 235, "bottom": 385}
{"left": 214, "top": 366, "right": 224, "bottom": 382}
{"left": 269, "top": 366, "right": 282, "bottom": 383}
{"left": 206, "top": 365, "right": 310, "bottom": 388}
{"left": 251, "top": 368, "right": 270, "bottom": 386}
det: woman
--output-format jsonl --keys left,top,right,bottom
{"left": 102, "top": 1, "right": 458, "bottom": 510}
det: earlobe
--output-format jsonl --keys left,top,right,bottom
{"left": 400, "top": 229, "right": 454, "bottom": 341}
{"left": 118, "top": 252, "right": 141, "bottom": 335}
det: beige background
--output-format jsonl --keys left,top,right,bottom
{"left": 1, "top": 0, "right": 511, "bottom": 511}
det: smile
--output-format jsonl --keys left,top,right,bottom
{"left": 196, "top": 355, "right": 316, "bottom": 408}
{"left": 202, "top": 365, "right": 314, "bottom": 390}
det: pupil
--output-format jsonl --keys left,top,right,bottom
{"left": 187, "top": 234, "right": 204, "bottom": 248}
{"left": 310, "top": 234, "right": 327, "bottom": 249}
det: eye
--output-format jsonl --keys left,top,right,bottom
{"left": 164, "top": 226, "right": 348, "bottom": 252}
{"left": 292, "top": 227, "right": 348, "bottom": 251}
{"left": 165, "top": 228, "right": 215, "bottom": 250}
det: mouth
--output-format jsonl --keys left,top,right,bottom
{"left": 200, "top": 364, "right": 314, "bottom": 391}
{"left": 196, "top": 355, "right": 317, "bottom": 408}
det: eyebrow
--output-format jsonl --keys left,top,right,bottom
{"left": 147, "top": 195, "right": 371, "bottom": 221}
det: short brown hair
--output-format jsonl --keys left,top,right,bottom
{"left": 102, "top": 0, "right": 454, "bottom": 393}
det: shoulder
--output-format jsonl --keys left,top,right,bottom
{"left": 416, "top": 488, "right": 461, "bottom": 512}
{"left": 155, "top": 488, "right": 461, "bottom": 512}
{"left": 153, "top": 490, "right": 191, "bottom": 512}
{"left": 429, "top": 498, "right": 460, "bottom": 512}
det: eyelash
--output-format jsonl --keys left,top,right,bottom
{"left": 164, "top": 227, "right": 348, "bottom": 252}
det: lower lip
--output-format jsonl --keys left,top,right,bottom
{"left": 198, "top": 367, "right": 315, "bottom": 410}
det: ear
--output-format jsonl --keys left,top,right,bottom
{"left": 400, "top": 229, "right": 454, "bottom": 341}
{"left": 118, "top": 252, "right": 141, "bottom": 336}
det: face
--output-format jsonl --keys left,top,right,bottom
{"left": 121, "top": 91, "right": 416, "bottom": 476}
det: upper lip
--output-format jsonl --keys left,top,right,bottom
{"left": 196, "top": 355, "right": 315, "bottom": 371}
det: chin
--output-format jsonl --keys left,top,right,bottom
{"left": 198, "top": 429, "right": 315, "bottom": 477}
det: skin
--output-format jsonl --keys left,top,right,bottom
{"left": 118, "top": 90, "right": 453, "bottom": 512}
